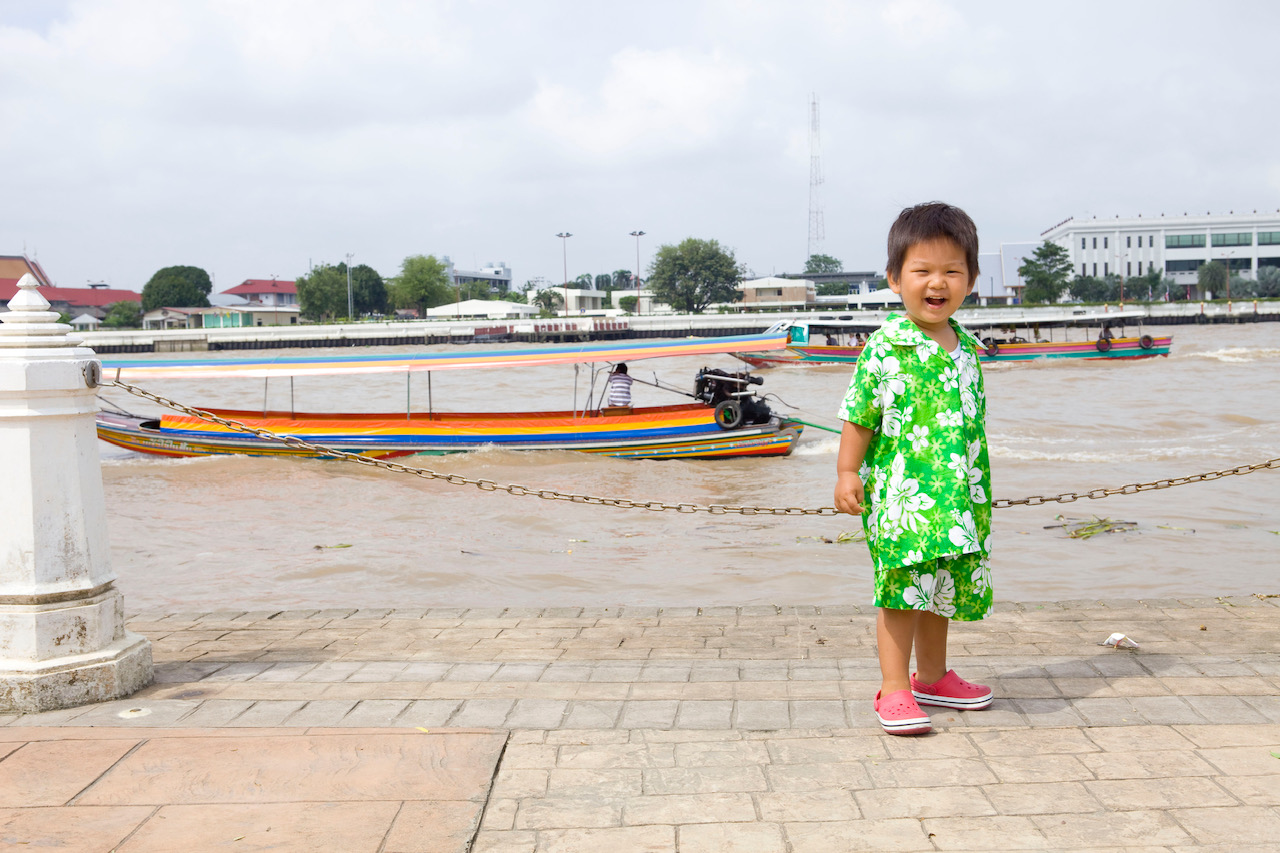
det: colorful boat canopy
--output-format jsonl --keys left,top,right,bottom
{"left": 101, "top": 333, "right": 789, "bottom": 379}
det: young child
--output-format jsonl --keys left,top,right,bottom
{"left": 834, "top": 202, "right": 994, "bottom": 735}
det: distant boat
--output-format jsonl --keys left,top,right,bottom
{"left": 733, "top": 311, "right": 1173, "bottom": 368}
{"left": 97, "top": 334, "right": 804, "bottom": 460}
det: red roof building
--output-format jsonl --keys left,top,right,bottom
{"left": 222, "top": 279, "right": 298, "bottom": 306}
{"left": 0, "top": 255, "right": 140, "bottom": 318}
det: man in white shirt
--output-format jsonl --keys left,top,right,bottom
{"left": 606, "top": 363, "right": 633, "bottom": 407}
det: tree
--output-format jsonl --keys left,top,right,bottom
{"left": 1256, "top": 266, "right": 1280, "bottom": 298}
{"left": 296, "top": 264, "right": 348, "bottom": 321}
{"left": 1197, "top": 261, "right": 1228, "bottom": 299}
{"left": 1017, "top": 241, "right": 1072, "bottom": 304}
{"left": 572, "top": 273, "right": 593, "bottom": 290}
{"left": 618, "top": 294, "right": 638, "bottom": 314}
{"left": 816, "top": 281, "right": 850, "bottom": 296}
{"left": 612, "top": 269, "right": 633, "bottom": 289}
{"left": 594, "top": 273, "right": 613, "bottom": 291}
{"left": 647, "top": 237, "right": 744, "bottom": 314}
{"left": 531, "top": 288, "right": 563, "bottom": 316}
{"left": 804, "top": 253, "right": 843, "bottom": 274}
{"left": 1068, "top": 276, "right": 1108, "bottom": 303}
{"left": 391, "top": 255, "right": 452, "bottom": 316}
{"left": 102, "top": 300, "right": 142, "bottom": 329}
{"left": 334, "top": 262, "right": 388, "bottom": 316}
{"left": 141, "top": 265, "right": 212, "bottom": 312}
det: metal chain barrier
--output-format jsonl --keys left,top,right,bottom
{"left": 104, "top": 379, "right": 1280, "bottom": 515}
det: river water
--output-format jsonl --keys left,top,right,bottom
{"left": 96, "top": 323, "right": 1280, "bottom": 611}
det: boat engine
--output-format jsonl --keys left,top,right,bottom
{"left": 694, "top": 368, "right": 772, "bottom": 430}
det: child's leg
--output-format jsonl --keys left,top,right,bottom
{"left": 876, "top": 607, "right": 917, "bottom": 695}
{"left": 913, "top": 611, "right": 950, "bottom": 685}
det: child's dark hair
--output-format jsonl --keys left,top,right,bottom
{"left": 887, "top": 202, "right": 980, "bottom": 284}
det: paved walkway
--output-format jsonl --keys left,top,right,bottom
{"left": 3, "top": 597, "right": 1278, "bottom": 851}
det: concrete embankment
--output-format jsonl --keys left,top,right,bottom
{"left": 80, "top": 300, "right": 1280, "bottom": 353}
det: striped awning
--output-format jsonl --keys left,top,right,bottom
{"left": 101, "top": 333, "right": 787, "bottom": 379}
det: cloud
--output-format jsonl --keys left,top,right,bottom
{"left": 525, "top": 48, "right": 753, "bottom": 161}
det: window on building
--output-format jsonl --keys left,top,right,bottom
{"left": 1092, "top": 263, "right": 1097, "bottom": 276}
{"left": 1165, "top": 259, "right": 1204, "bottom": 273}
{"left": 1211, "top": 232, "right": 1253, "bottom": 247}
{"left": 1104, "top": 263, "right": 1109, "bottom": 276}
{"left": 1081, "top": 263, "right": 1087, "bottom": 276}
{"left": 1165, "top": 234, "right": 1207, "bottom": 249}
{"left": 1104, "top": 237, "right": 1109, "bottom": 249}
{"left": 1127, "top": 262, "right": 1132, "bottom": 276}
{"left": 1081, "top": 238, "right": 1086, "bottom": 249}
{"left": 1126, "top": 236, "right": 1131, "bottom": 248}
{"left": 1257, "top": 232, "right": 1280, "bottom": 246}
{"left": 1148, "top": 261, "right": 1154, "bottom": 273}
{"left": 1259, "top": 257, "right": 1280, "bottom": 270}
{"left": 1092, "top": 238, "right": 1097, "bottom": 249}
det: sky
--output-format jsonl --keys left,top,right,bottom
{"left": 2, "top": 0, "right": 1278, "bottom": 293}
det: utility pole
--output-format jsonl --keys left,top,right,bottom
{"left": 345, "top": 252, "right": 354, "bottom": 320}
{"left": 556, "top": 232, "right": 572, "bottom": 316}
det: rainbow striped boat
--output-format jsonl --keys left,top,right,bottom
{"left": 97, "top": 334, "right": 804, "bottom": 460}
{"left": 734, "top": 312, "right": 1173, "bottom": 368}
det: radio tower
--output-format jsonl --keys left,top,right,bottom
{"left": 807, "top": 93, "right": 825, "bottom": 263}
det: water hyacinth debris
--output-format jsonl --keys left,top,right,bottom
{"left": 1047, "top": 516, "right": 1138, "bottom": 539}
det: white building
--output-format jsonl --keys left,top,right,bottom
{"left": 424, "top": 299, "right": 538, "bottom": 320}
{"left": 974, "top": 242, "right": 1036, "bottom": 305}
{"left": 1040, "top": 211, "right": 1280, "bottom": 293}
{"left": 738, "top": 276, "right": 816, "bottom": 311}
{"left": 443, "top": 257, "right": 513, "bottom": 295}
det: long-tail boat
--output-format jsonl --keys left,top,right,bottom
{"left": 96, "top": 334, "right": 803, "bottom": 460}
{"left": 734, "top": 311, "right": 1173, "bottom": 368}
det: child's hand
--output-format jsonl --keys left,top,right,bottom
{"left": 834, "top": 472, "right": 866, "bottom": 516}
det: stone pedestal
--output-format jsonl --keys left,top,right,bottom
{"left": 0, "top": 275, "right": 152, "bottom": 713}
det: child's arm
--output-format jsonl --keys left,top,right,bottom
{"left": 834, "top": 420, "right": 874, "bottom": 515}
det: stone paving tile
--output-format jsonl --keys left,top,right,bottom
{"left": 1029, "top": 810, "right": 1192, "bottom": 848}
{"left": 785, "top": 818, "right": 932, "bottom": 852}
{"left": 623, "top": 792, "right": 756, "bottom": 826}
{"left": 679, "top": 822, "right": 786, "bottom": 852}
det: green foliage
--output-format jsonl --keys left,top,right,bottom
{"left": 1198, "top": 261, "right": 1228, "bottom": 297}
{"left": 612, "top": 269, "right": 633, "bottom": 289}
{"left": 804, "top": 253, "right": 843, "bottom": 274}
{"left": 141, "top": 265, "right": 212, "bottom": 312}
{"left": 296, "top": 265, "right": 349, "bottom": 321}
{"left": 647, "top": 237, "right": 744, "bottom": 314}
{"left": 102, "top": 301, "right": 143, "bottom": 329}
{"left": 1256, "top": 266, "right": 1280, "bottom": 298}
{"left": 531, "top": 288, "right": 563, "bottom": 316}
{"left": 334, "top": 263, "right": 388, "bottom": 316}
{"left": 816, "top": 281, "right": 849, "bottom": 296}
{"left": 391, "top": 255, "right": 452, "bottom": 316}
{"left": 571, "top": 273, "right": 593, "bottom": 290}
{"left": 594, "top": 273, "right": 613, "bottom": 291}
{"left": 1017, "top": 241, "right": 1072, "bottom": 304}
{"left": 618, "top": 294, "right": 638, "bottom": 314}
{"left": 1068, "top": 275, "right": 1117, "bottom": 303}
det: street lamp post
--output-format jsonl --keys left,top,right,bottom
{"left": 629, "top": 230, "right": 645, "bottom": 314}
{"left": 345, "top": 252, "right": 354, "bottom": 320}
{"left": 556, "top": 232, "right": 572, "bottom": 317}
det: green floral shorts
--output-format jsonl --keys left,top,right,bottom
{"left": 874, "top": 551, "right": 993, "bottom": 622}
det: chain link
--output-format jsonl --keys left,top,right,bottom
{"left": 103, "top": 379, "right": 1280, "bottom": 515}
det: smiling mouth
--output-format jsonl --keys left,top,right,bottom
{"left": 925, "top": 296, "right": 947, "bottom": 307}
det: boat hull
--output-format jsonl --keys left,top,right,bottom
{"left": 735, "top": 335, "right": 1173, "bottom": 367}
{"left": 96, "top": 404, "right": 803, "bottom": 461}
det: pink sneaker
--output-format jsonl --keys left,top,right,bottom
{"left": 911, "top": 670, "right": 993, "bottom": 710}
{"left": 874, "top": 689, "right": 932, "bottom": 735}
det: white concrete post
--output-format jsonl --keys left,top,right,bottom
{"left": 0, "top": 274, "right": 152, "bottom": 713}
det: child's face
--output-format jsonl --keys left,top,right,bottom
{"left": 887, "top": 238, "right": 975, "bottom": 337}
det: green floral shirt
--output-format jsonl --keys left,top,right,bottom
{"left": 838, "top": 313, "right": 992, "bottom": 574}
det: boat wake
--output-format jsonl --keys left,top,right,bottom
{"left": 1187, "top": 347, "right": 1280, "bottom": 363}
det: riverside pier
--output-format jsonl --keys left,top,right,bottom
{"left": 80, "top": 300, "right": 1280, "bottom": 354}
